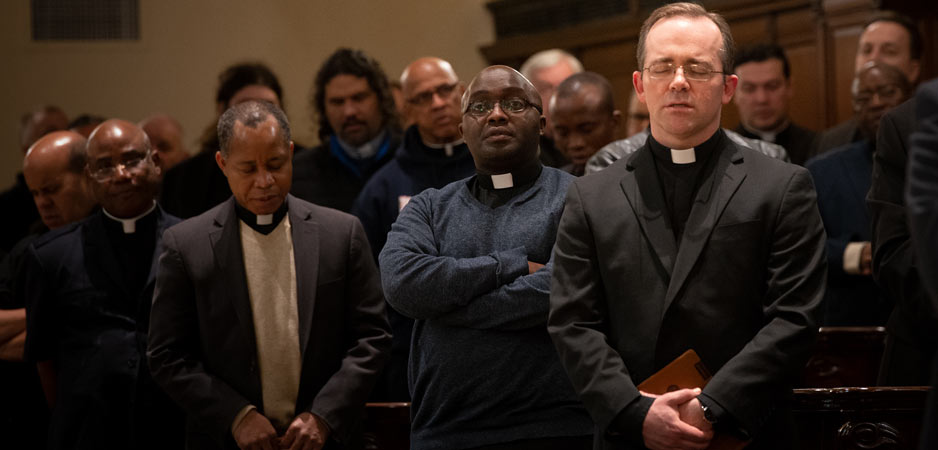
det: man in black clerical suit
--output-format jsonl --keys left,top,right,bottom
{"left": 23, "top": 119, "right": 183, "bottom": 449}
{"left": 148, "top": 101, "right": 390, "bottom": 450}
{"left": 732, "top": 43, "right": 818, "bottom": 165}
{"left": 548, "top": 3, "right": 826, "bottom": 450}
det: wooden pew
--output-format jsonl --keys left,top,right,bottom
{"left": 792, "top": 386, "right": 930, "bottom": 449}
{"left": 801, "top": 326, "right": 887, "bottom": 388}
{"left": 362, "top": 402, "right": 410, "bottom": 450}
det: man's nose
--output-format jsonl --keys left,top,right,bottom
{"left": 487, "top": 102, "right": 509, "bottom": 123}
{"left": 254, "top": 170, "right": 274, "bottom": 187}
{"left": 669, "top": 67, "right": 690, "bottom": 90}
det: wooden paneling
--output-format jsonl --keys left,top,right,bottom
{"left": 479, "top": 0, "right": 938, "bottom": 135}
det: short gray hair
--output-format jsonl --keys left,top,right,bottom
{"left": 217, "top": 100, "right": 291, "bottom": 157}
{"left": 520, "top": 49, "right": 584, "bottom": 80}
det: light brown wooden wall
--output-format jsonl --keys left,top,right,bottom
{"left": 481, "top": 0, "right": 938, "bottom": 134}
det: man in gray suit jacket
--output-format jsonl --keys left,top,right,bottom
{"left": 548, "top": 3, "right": 826, "bottom": 450}
{"left": 148, "top": 101, "right": 391, "bottom": 450}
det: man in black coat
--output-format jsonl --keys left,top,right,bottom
{"left": 548, "top": 4, "right": 826, "bottom": 449}
{"left": 148, "top": 101, "right": 390, "bottom": 450}
{"left": 23, "top": 120, "right": 183, "bottom": 449}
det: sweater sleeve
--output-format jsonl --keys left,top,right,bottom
{"left": 431, "top": 258, "right": 553, "bottom": 331}
{"left": 379, "top": 194, "right": 529, "bottom": 320}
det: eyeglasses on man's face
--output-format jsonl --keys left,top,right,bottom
{"left": 88, "top": 150, "right": 152, "bottom": 182}
{"left": 408, "top": 82, "right": 459, "bottom": 107}
{"left": 464, "top": 97, "right": 542, "bottom": 117}
{"left": 643, "top": 62, "right": 724, "bottom": 82}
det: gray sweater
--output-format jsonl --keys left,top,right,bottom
{"left": 380, "top": 167, "right": 592, "bottom": 449}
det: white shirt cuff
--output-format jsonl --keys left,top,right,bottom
{"left": 231, "top": 404, "right": 257, "bottom": 437}
{"left": 843, "top": 242, "right": 867, "bottom": 275}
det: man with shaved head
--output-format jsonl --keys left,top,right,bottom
{"left": 22, "top": 119, "right": 183, "bottom": 449}
{"left": 549, "top": 72, "right": 621, "bottom": 175}
{"left": 381, "top": 65, "right": 593, "bottom": 449}
{"left": 1, "top": 106, "right": 70, "bottom": 253}
{"left": 806, "top": 62, "right": 911, "bottom": 326}
{"left": 140, "top": 113, "right": 191, "bottom": 173}
{"left": 352, "top": 56, "right": 475, "bottom": 401}
{"left": 1, "top": 131, "right": 96, "bottom": 450}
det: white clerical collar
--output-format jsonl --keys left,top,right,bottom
{"left": 103, "top": 201, "right": 157, "bottom": 234}
{"left": 742, "top": 120, "right": 789, "bottom": 143}
{"left": 337, "top": 130, "right": 387, "bottom": 160}
{"left": 423, "top": 137, "right": 464, "bottom": 157}
{"left": 670, "top": 148, "right": 697, "bottom": 164}
{"left": 257, "top": 214, "right": 273, "bottom": 225}
{"left": 490, "top": 173, "right": 514, "bottom": 189}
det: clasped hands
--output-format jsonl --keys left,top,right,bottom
{"left": 642, "top": 388, "right": 714, "bottom": 450}
{"left": 235, "top": 410, "right": 330, "bottom": 450}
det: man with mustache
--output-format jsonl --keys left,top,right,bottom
{"left": 22, "top": 120, "right": 184, "bottom": 449}
{"left": 380, "top": 65, "right": 593, "bottom": 449}
{"left": 351, "top": 56, "right": 475, "bottom": 401}
{"left": 549, "top": 3, "right": 826, "bottom": 449}
{"left": 292, "top": 48, "right": 401, "bottom": 212}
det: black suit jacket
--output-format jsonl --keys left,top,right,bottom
{"left": 549, "top": 135, "right": 826, "bottom": 449}
{"left": 148, "top": 195, "right": 391, "bottom": 449}
{"left": 23, "top": 207, "right": 181, "bottom": 450}
{"left": 906, "top": 79, "right": 938, "bottom": 449}
{"left": 868, "top": 97, "right": 938, "bottom": 382}
{"left": 733, "top": 122, "right": 818, "bottom": 165}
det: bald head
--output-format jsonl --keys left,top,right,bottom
{"left": 398, "top": 57, "right": 464, "bottom": 144}
{"left": 20, "top": 106, "right": 69, "bottom": 153}
{"left": 460, "top": 65, "right": 545, "bottom": 174}
{"left": 852, "top": 61, "right": 912, "bottom": 139}
{"left": 24, "top": 131, "right": 96, "bottom": 229}
{"left": 462, "top": 65, "right": 542, "bottom": 112}
{"left": 87, "top": 119, "right": 161, "bottom": 218}
{"left": 140, "top": 113, "right": 190, "bottom": 172}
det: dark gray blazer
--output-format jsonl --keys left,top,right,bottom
{"left": 549, "top": 135, "right": 826, "bottom": 449}
{"left": 147, "top": 195, "right": 391, "bottom": 449}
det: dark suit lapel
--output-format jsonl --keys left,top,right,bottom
{"left": 83, "top": 211, "right": 127, "bottom": 296}
{"left": 621, "top": 147, "right": 678, "bottom": 277}
{"left": 210, "top": 199, "right": 257, "bottom": 351}
{"left": 663, "top": 142, "right": 747, "bottom": 315}
{"left": 289, "top": 195, "right": 319, "bottom": 359}
{"left": 145, "top": 208, "right": 175, "bottom": 291}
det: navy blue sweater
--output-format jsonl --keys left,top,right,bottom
{"left": 379, "top": 167, "right": 592, "bottom": 449}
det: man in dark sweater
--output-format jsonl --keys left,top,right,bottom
{"left": 352, "top": 57, "right": 475, "bottom": 402}
{"left": 380, "top": 66, "right": 593, "bottom": 450}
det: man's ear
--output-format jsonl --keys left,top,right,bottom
{"left": 149, "top": 150, "right": 162, "bottom": 175}
{"left": 215, "top": 150, "right": 226, "bottom": 173}
{"left": 722, "top": 74, "right": 739, "bottom": 104}
{"left": 633, "top": 71, "right": 646, "bottom": 103}
{"left": 539, "top": 115, "right": 547, "bottom": 136}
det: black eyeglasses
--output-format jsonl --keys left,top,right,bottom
{"left": 408, "top": 82, "right": 459, "bottom": 106}
{"left": 464, "top": 97, "right": 542, "bottom": 117}
{"left": 643, "top": 62, "right": 724, "bottom": 82}
{"left": 88, "top": 150, "right": 152, "bottom": 182}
